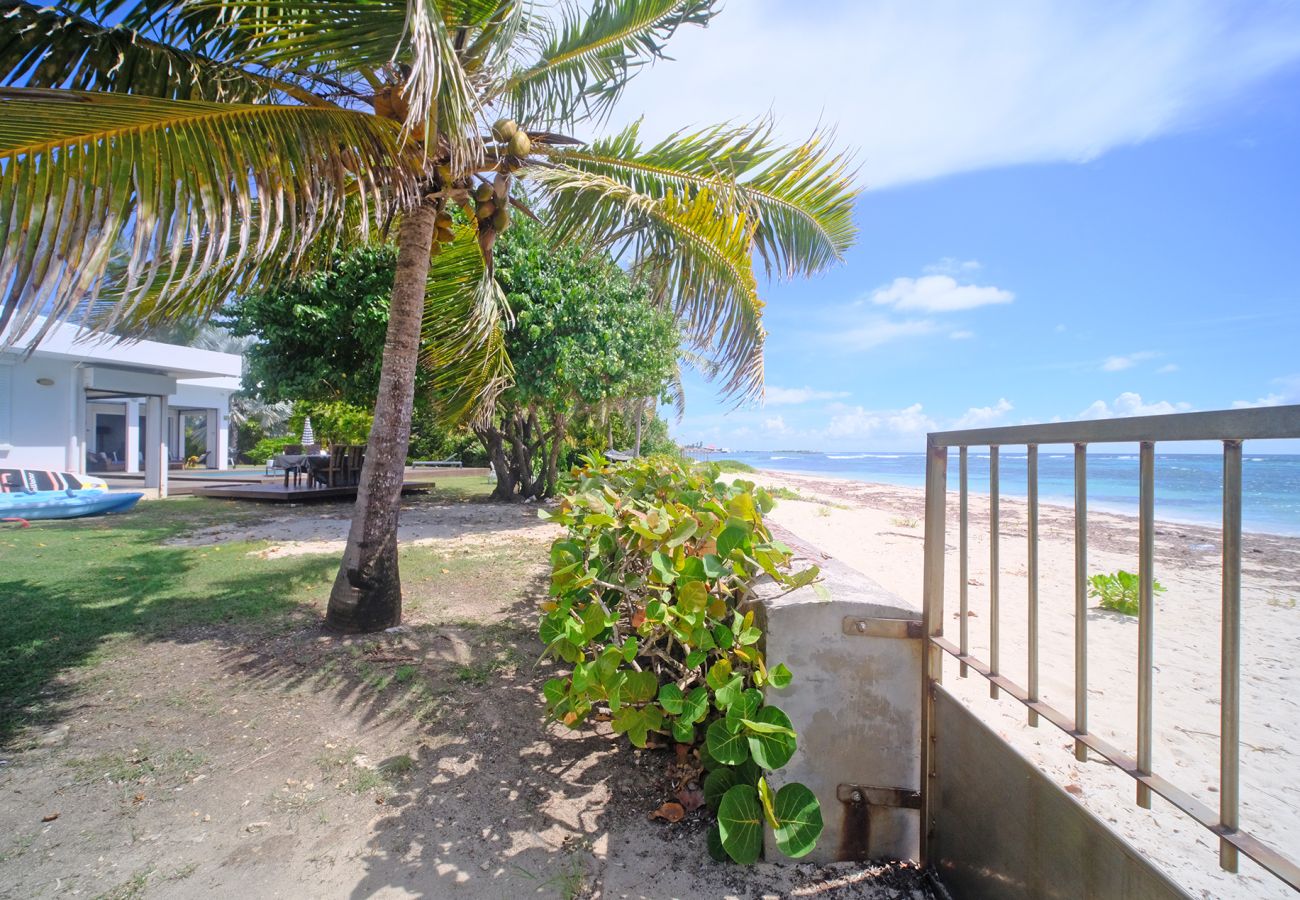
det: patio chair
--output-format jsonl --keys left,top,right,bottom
{"left": 314, "top": 445, "right": 347, "bottom": 487}
{"left": 345, "top": 445, "right": 366, "bottom": 485}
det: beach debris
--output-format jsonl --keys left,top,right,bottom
{"left": 649, "top": 801, "right": 686, "bottom": 823}
{"left": 41, "top": 812, "right": 59, "bottom": 822}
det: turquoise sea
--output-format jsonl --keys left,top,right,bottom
{"left": 717, "top": 450, "right": 1300, "bottom": 537}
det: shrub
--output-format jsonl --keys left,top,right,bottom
{"left": 245, "top": 436, "right": 298, "bottom": 465}
{"left": 539, "top": 455, "right": 824, "bottom": 864}
{"left": 713, "top": 459, "right": 756, "bottom": 473}
{"left": 1088, "top": 570, "right": 1166, "bottom": 616}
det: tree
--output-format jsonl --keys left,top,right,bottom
{"left": 1, "top": 0, "right": 860, "bottom": 633}
{"left": 480, "top": 219, "right": 677, "bottom": 500}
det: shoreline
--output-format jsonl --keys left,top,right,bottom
{"left": 749, "top": 467, "right": 1300, "bottom": 900}
{"left": 740, "top": 465, "right": 1300, "bottom": 538}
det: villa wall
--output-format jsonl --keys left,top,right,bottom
{"left": 0, "top": 355, "right": 235, "bottom": 473}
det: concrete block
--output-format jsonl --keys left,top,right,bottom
{"left": 752, "top": 526, "right": 922, "bottom": 864}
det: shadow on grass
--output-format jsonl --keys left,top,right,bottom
{"left": 0, "top": 499, "right": 337, "bottom": 745}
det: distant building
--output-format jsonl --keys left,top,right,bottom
{"left": 0, "top": 319, "right": 241, "bottom": 494}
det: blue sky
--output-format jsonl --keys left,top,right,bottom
{"left": 600, "top": 1, "right": 1300, "bottom": 450}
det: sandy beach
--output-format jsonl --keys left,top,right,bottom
{"left": 752, "top": 469, "right": 1300, "bottom": 900}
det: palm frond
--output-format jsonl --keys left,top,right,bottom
{"left": 500, "top": 0, "right": 718, "bottom": 128}
{"left": 399, "top": 0, "right": 484, "bottom": 165}
{"left": 0, "top": 1, "right": 314, "bottom": 104}
{"left": 420, "top": 223, "right": 512, "bottom": 424}
{"left": 546, "top": 120, "right": 859, "bottom": 279}
{"left": 0, "top": 88, "right": 422, "bottom": 347}
{"left": 530, "top": 165, "right": 764, "bottom": 400}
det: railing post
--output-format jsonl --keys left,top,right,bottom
{"left": 1137, "top": 440, "right": 1156, "bottom": 808}
{"left": 1027, "top": 444, "right": 1039, "bottom": 727}
{"left": 1074, "top": 442, "right": 1089, "bottom": 762}
{"left": 989, "top": 445, "right": 1000, "bottom": 699}
{"left": 959, "top": 446, "right": 969, "bottom": 677}
{"left": 920, "top": 437, "right": 948, "bottom": 867}
{"left": 1221, "top": 440, "right": 1243, "bottom": 872}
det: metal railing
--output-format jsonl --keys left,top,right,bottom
{"left": 920, "top": 405, "right": 1300, "bottom": 893}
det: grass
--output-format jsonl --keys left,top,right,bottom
{"left": 890, "top": 516, "right": 919, "bottom": 529}
{"left": 0, "top": 481, "right": 498, "bottom": 744}
{"left": 711, "top": 459, "right": 756, "bottom": 473}
{"left": 768, "top": 486, "right": 802, "bottom": 501}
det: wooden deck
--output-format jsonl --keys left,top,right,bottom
{"left": 197, "top": 480, "right": 434, "bottom": 502}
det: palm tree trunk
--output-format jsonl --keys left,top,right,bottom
{"left": 326, "top": 196, "right": 439, "bottom": 633}
{"left": 633, "top": 398, "right": 645, "bottom": 456}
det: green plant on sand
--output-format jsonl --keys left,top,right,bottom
{"left": 539, "top": 455, "right": 824, "bottom": 864}
{"left": 1088, "top": 570, "right": 1166, "bottom": 616}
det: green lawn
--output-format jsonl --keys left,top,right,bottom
{"left": 0, "top": 480, "right": 496, "bottom": 744}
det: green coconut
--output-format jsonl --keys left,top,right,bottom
{"left": 492, "top": 205, "right": 511, "bottom": 231}
{"left": 508, "top": 130, "right": 532, "bottom": 158}
{"left": 491, "top": 118, "right": 518, "bottom": 142}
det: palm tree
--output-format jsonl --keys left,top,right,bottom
{"left": 0, "top": 0, "right": 859, "bottom": 632}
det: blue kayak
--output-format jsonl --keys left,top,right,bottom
{"left": 0, "top": 488, "right": 143, "bottom": 520}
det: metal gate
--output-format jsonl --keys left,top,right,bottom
{"left": 919, "top": 406, "right": 1300, "bottom": 898}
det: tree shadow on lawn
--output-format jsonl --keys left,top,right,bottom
{"left": 217, "top": 574, "right": 697, "bottom": 900}
{"left": 0, "top": 513, "right": 338, "bottom": 746}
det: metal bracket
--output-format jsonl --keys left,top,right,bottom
{"left": 842, "top": 616, "right": 923, "bottom": 639}
{"left": 837, "top": 783, "right": 923, "bottom": 810}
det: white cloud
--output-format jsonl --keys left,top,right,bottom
{"left": 1077, "top": 392, "right": 1192, "bottom": 420}
{"left": 824, "top": 403, "right": 937, "bottom": 440}
{"left": 1101, "top": 351, "right": 1159, "bottom": 372}
{"left": 949, "top": 330, "right": 975, "bottom": 340}
{"left": 764, "top": 385, "right": 849, "bottom": 406}
{"left": 924, "top": 258, "right": 982, "bottom": 275}
{"left": 869, "top": 275, "right": 1014, "bottom": 313}
{"left": 606, "top": 2, "right": 1300, "bottom": 190}
{"left": 830, "top": 317, "right": 938, "bottom": 351}
{"left": 763, "top": 415, "right": 790, "bottom": 434}
{"left": 953, "top": 399, "right": 1014, "bottom": 429}
{"left": 1232, "top": 374, "right": 1300, "bottom": 408}
{"left": 1157, "top": 363, "right": 1179, "bottom": 374}
{"left": 1055, "top": 324, "right": 1068, "bottom": 333}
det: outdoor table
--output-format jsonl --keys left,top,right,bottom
{"left": 271, "top": 453, "right": 327, "bottom": 487}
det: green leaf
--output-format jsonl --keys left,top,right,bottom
{"left": 685, "top": 649, "right": 708, "bottom": 669}
{"left": 703, "top": 766, "right": 739, "bottom": 811}
{"left": 666, "top": 517, "right": 699, "bottom": 548}
{"left": 658, "top": 682, "right": 684, "bottom": 715}
{"left": 671, "top": 719, "right": 694, "bottom": 744}
{"left": 622, "top": 670, "right": 659, "bottom": 704}
{"left": 706, "top": 659, "right": 733, "bottom": 691}
{"left": 714, "top": 675, "right": 744, "bottom": 711}
{"left": 717, "top": 784, "right": 764, "bottom": 864}
{"left": 771, "top": 783, "right": 823, "bottom": 859}
{"left": 678, "top": 580, "right": 709, "bottom": 613}
{"left": 746, "top": 705, "right": 797, "bottom": 770}
{"left": 769, "top": 663, "right": 793, "bottom": 689}
{"left": 702, "top": 554, "right": 727, "bottom": 579}
{"left": 681, "top": 686, "right": 710, "bottom": 724}
{"left": 611, "top": 704, "right": 663, "bottom": 748}
{"left": 621, "top": 636, "right": 638, "bottom": 662}
{"left": 717, "top": 524, "right": 749, "bottom": 558}
{"left": 651, "top": 550, "right": 676, "bottom": 583}
{"left": 756, "top": 776, "right": 779, "bottom": 829}
{"left": 712, "top": 622, "right": 735, "bottom": 649}
{"left": 725, "top": 688, "right": 762, "bottom": 728}
{"left": 707, "top": 822, "right": 729, "bottom": 863}
{"left": 706, "top": 718, "right": 749, "bottom": 766}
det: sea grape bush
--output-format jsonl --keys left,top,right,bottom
{"left": 1088, "top": 570, "right": 1167, "bottom": 616}
{"left": 538, "top": 454, "right": 824, "bottom": 863}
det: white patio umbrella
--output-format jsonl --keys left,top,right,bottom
{"left": 301, "top": 416, "right": 315, "bottom": 447}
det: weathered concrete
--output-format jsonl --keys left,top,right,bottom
{"left": 753, "top": 525, "right": 922, "bottom": 865}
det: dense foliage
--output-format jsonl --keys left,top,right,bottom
{"left": 483, "top": 221, "right": 679, "bottom": 500}
{"left": 225, "top": 245, "right": 400, "bottom": 407}
{"left": 539, "top": 455, "right": 824, "bottom": 863}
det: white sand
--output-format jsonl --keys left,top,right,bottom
{"left": 752, "top": 470, "right": 1300, "bottom": 900}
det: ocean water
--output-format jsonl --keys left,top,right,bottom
{"left": 717, "top": 450, "right": 1300, "bottom": 537}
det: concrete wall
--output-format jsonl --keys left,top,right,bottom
{"left": 754, "top": 527, "right": 922, "bottom": 865}
{"left": 0, "top": 356, "right": 76, "bottom": 470}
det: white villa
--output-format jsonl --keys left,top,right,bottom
{"left": 0, "top": 319, "right": 241, "bottom": 494}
